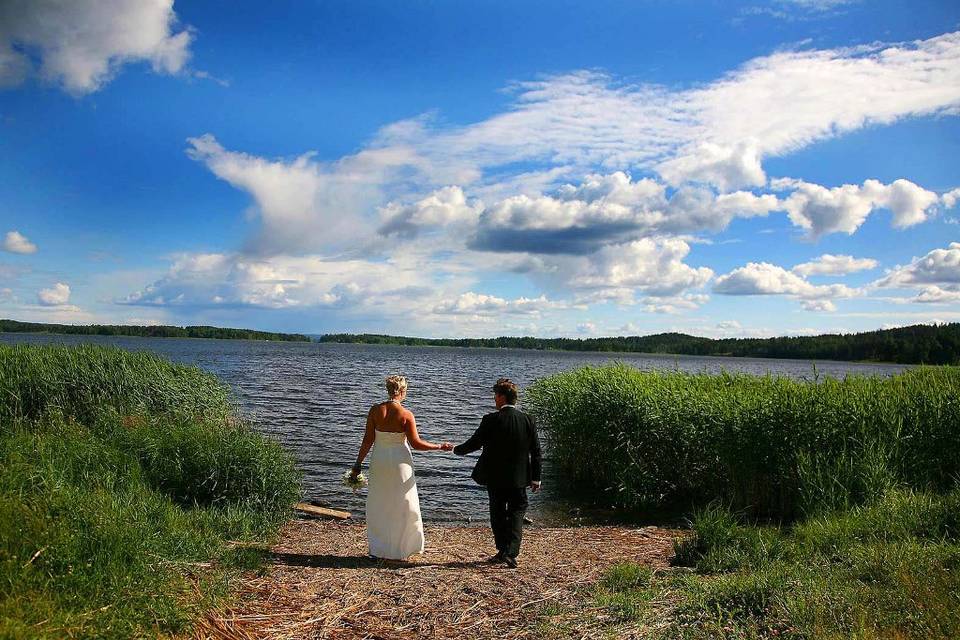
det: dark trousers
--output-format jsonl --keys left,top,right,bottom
{"left": 487, "top": 486, "right": 528, "bottom": 559}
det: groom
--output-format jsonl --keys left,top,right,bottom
{"left": 454, "top": 378, "right": 542, "bottom": 568}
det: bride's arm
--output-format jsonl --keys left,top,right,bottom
{"left": 404, "top": 414, "right": 445, "bottom": 451}
{"left": 352, "top": 408, "right": 377, "bottom": 473}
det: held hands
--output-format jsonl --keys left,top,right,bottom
{"left": 439, "top": 442, "right": 454, "bottom": 452}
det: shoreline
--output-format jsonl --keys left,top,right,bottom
{"left": 320, "top": 339, "right": 915, "bottom": 366}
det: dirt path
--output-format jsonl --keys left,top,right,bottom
{"left": 195, "top": 519, "right": 679, "bottom": 639}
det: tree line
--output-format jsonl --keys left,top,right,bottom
{"left": 0, "top": 319, "right": 311, "bottom": 343}
{"left": 319, "top": 323, "right": 960, "bottom": 365}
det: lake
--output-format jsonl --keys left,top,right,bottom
{"left": 1, "top": 333, "right": 911, "bottom": 523}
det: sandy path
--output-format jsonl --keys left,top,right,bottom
{"left": 194, "top": 519, "right": 679, "bottom": 639}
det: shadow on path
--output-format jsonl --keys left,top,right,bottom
{"left": 268, "top": 551, "right": 490, "bottom": 570}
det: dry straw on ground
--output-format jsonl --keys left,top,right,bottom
{"left": 193, "top": 519, "right": 679, "bottom": 639}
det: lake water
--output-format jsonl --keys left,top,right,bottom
{"left": 1, "top": 333, "right": 911, "bottom": 523}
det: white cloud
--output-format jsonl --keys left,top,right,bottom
{"left": 469, "top": 172, "right": 780, "bottom": 254}
{"left": 0, "top": 0, "right": 193, "bottom": 94}
{"left": 3, "top": 230, "right": 37, "bottom": 254}
{"left": 119, "top": 252, "right": 437, "bottom": 310}
{"left": 715, "top": 262, "right": 859, "bottom": 310}
{"left": 642, "top": 293, "right": 710, "bottom": 314}
{"left": 186, "top": 32, "right": 960, "bottom": 261}
{"left": 37, "top": 282, "right": 71, "bottom": 306}
{"left": 913, "top": 286, "right": 960, "bottom": 304}
{"left": 874, "top": 242, "right": 960, "bottom": 289}
{"left": 568, "top": 238, "right": 713, "bottom": 298}
{"left": 378, "top": 186, "right": 483, "bottom": 237}
{"left": 779, "top": 0, "right": 859, "bottom": 10}
{"left": 186, "top": 134, "right": 427, "bottom": 255}
{"left": 800, "top": 299, "right": 837, "bottom": 312}
{"left": 773, "top": 177, "right": 940, "bottom": 237}
{"left": 942, "top": 188, "right": 960, "bottom": 209}
{"left": 657, "top": 142, "right": 766, "bottom": 191}
{"left": 792, "top": 254, "right": 878, "bottom": 277}
{"left": 432, "top": 292, "right": 566, "bottom": 316}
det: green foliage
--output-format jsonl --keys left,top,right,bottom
{"left": 0, "top": 342, "right": 234, "bottom": 425}
{"left": 666, "top": 491, "right": 960, "bottom": 639}
{"left": 568, "top": 491, "right": 960, "bottom": 640}
{"left": 0, "top": 345, "right": 301, "bottom": 639}
{"left": 321, "top": 322, "right": 960, "bottom": 364}
{"left": 528, "top": 363, "right": 960, "bottom": 518}
{"left": 0, "top": 318, "right": 311, "bottom": 342}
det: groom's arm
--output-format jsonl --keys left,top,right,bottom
{"left": 453, "top": 415, "right": 489, "bottom": 456}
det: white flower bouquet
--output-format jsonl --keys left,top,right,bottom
{"left": 342, "top": 469, "right": 368, "bottom": 492}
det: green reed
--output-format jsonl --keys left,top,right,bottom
{"left": 527, "top": 364, "right": 960, "bottom": 518}
{"left": 0, "top": 344, "right": 300, "bottom": 639}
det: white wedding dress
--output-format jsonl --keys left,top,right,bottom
{"left": 366, "top": 430, "right": 425, "bottom": 559}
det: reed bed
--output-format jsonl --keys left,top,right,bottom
{"left": 0, "top": 344, "right": 300, "bottom": 639}
{"left": 527, "top": 364, "right": 960, "bottom": 518}
{"left": 528, "top": 364, "right": 960, "bottom": 639}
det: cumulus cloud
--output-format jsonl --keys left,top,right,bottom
{"left": 642, "top": 293, "right": 710, "bottom": 314}
{"left": 468, "top": 172, "right": 779, "bottom": 255}
{"left": 187, "top": 134, "right": 427, "bottom": 255}
{"left": 0, "top": 0, "right": 193, "bottom": 94}
{"left": 568, "top": 238, "right": 713, "bottom": 299}
{"left": 432, "top": 292, "right": 566, "bottom": 317}
{"left": 913, "top": 286, "right": 960, "bottom": 304}
{"left": 874, "top": 242, "right": 960, "bottom": 290}
{"left": 657, "top": 142, "right": 766, "bottom": 191}
{"left": 3, "top": 230, "right": 37, "bottom": 254}
{"left": 378, "top": 186, "right": 483, "bottom": 237}
{"left": 118, "top": 252, "right": 439, "bottom": 310}
{"left": 792, "top": 254, "right": 878, "bottom": 277}
{"left": 773, "top": 177, "right": 940, "bottom": 237}
{"left": 714, "top": 262, "right": 859, "bottom": 310}
{"left": 942, "top": 188, "right": 960, "bottom": 209}
{"left": 37, "top": 282, "right": 70, "bottom": 306}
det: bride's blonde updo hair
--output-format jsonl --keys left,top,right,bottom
{"left": 385, "top": 375, "right": 408, "bottom": 398}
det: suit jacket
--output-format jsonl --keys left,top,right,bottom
{"left": 454, "top": 406, "right": 542, "bottom": 489}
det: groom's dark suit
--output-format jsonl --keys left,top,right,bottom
{"left": 454, "top": 405, "right": 542, "bottom": 561}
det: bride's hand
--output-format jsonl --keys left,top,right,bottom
{"left": 440, "top": 442, "right": 454, "bottom": 452}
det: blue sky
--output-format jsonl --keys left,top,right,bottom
{"left": 1, "top": 0, "right": 959, "bottom": 338}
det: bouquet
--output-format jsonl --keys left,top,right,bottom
{"left": 342, "top": 469, "right": 368, "bottom": 493}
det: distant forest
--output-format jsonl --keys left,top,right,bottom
{"left": 0, "top": 319, "right": 311, "bottom": 342}
{"left": 319, "top": 323, "right": 960, "bottom": 365}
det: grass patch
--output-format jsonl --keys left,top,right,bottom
{"left": 540, "top": 491, "right": 960, "bottom": 639}
{"left": 0, "top": 344, "right": 300, "bottom": 639}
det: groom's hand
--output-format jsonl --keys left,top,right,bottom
{"left": 530, "top": 481, "right": 541, "bottom": 493}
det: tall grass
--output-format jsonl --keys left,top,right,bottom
{"left": 527, "top": 364, "right": 960, "bottom": 517}
{"left": 0, "top": 344, "right": 300, "bottom": 639}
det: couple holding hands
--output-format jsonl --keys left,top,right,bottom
{"left": 350, "top": 376, "right": 542, "bottom": 568}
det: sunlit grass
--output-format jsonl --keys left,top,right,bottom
{"left": 0, "top": 344, "right": 300, "bottom": 639}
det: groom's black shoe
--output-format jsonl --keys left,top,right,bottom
{"left": 487, "top": 552, "right": 506, "bottom": 564}
{"left": 503, "top": 556, "right": 518, "bottom": 569}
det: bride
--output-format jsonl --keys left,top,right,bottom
{"left": 350, "top": 375, "right": 452, "bottom": 560}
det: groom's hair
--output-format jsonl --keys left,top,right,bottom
{"left": 493, "top": 378, "right": 518, "bottom": 404}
